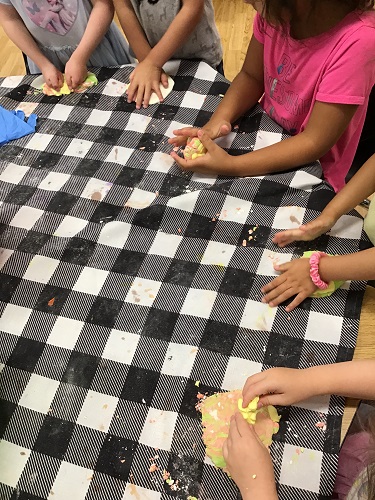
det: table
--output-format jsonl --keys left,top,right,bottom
{"left": 341, "top": 285, "right": 375, "bottom": 440}
{"left": 0, "top": 61, "right": 371, "bottom": 500}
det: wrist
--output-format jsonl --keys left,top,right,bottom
{"left": 241, "top": 481, "right": 278, "bottom": 500}
{"left": 305, "top": 365, "right": 337, "bottom": 397}
{"left": 319, "top": 208, "right": 339, "bottom": 228}
{"left": 38, "top": 56, "right": 55, "bottom": 71}
{"left": 309, "top": 252, "right": 329, "bottom": 290}
{"left": 70, "top": 49, "right": 89, "bottom": 65}
{"left": 144, "top": 51, "right": 164, "bottom": 69}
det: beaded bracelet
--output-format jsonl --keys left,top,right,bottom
{"left": 309, "top": 251, "right": 329, "bottom": 290}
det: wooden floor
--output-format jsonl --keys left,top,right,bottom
{"left": 0, "top": 0, "right": 255, "bottom": 81}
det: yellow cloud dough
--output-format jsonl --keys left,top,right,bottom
{"left": 183, "top": 137, "right": 207, "bottom": 160}
{"left": 200, "top": 390, "right": 280, "bottom": 474}
{"left": 43, "top": 73, "right": 98, "bottom": 96}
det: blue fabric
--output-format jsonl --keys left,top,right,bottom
{"left": 0, "top": 106, "right": 37, "bottom": 146}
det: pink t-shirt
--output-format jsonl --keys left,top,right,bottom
{"left": 253, "top": 11, "right": 375, "bottom": 192}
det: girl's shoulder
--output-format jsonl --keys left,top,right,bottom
{"left": 347, "top": 10, "right": 375, "bottom": 34}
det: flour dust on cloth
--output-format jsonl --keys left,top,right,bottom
{"left": 0, "top": 0, "right": 134, "bottom": 73}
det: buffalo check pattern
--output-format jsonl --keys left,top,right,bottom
{"left": 0, "top": 61, "right": 371, "bottom": 500}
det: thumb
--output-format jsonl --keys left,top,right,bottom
{"left": 273, "top": 261, "right": 291, "bottom": 273}
{"left": 161, "top": 72, "right": 169, "bottom": 88}
{"left": 217, "top": 122, "right": 231, "bottom": 138}
{"left": 258, "top": 393, "right": 283, "bottom": 408}
{"left": 197, "top": 130, "right": 217, "bottom": 152}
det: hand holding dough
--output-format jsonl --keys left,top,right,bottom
{"left": 200, "top": 390, "right": 280, "bottom": 474}
{"left": 40, "top": 73, "right": 98, "bottom": 96}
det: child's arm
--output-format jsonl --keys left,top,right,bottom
{"left": 115, "top": 0, "right": 206, "bottom": 108}
{"left": 170, "top": 31, "right": 358, "bottom": 176}
{"left": 261, "top": 248, "right": 375, "bottom": 311}
{"left": 65, "top": 0, "right": 115, "bottom": 90}
{"left": 113, "top": 0, "right": 152, "bottom": 62}
{"left": 0, "top": 4, "right": 63, "bottom": 90}
{"left": 223, "top": 413, "right": 278, "bottom": 500}
{"left": 242, "top": 360, "right": 375, "bottom": 408}
{"left": 171, "top": 95, "right": 358, "bottom": 177}
{"left": 273, "top": 154, "right": 375, "bottom": 247}
{"left": 170, "top": 34, "right": 265, "bottom": 147}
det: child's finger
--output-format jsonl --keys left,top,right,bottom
{"left": 151, "top": 82, "right": 164, "bottom": 105}
{"left": 228, "top": 412, "right": 243, "bottom": 439}
{"left": 272, "top": 228, "right": 304, "bottom": 247}
{"left": 127, "top": 81, "right": 137, "bottom": 103}
{"left": 242, "top": 377, "right": 276, "bottom": 407}
{"left": 273, "top": 261, "right": 292, "bottom": 273}
{"left": 173, "top": 127, "right": 199, "bottom": 137}
{"left": 170, "top": 151, "right": 193, "bottom": 170}
{"left": 217, "top": 122, "right": 231, "bottom": 138}
{"left": 70, "top": 77, "right": 78, "bottom": 90}
{"left": 234, "top": 412, "right": 254, "bottom": 438}
{"left": 135, "top": 85, "right": 145, "bottom": 109}
{"left": 267, "top": 287, "right": 295, "bottom": 308}
{"left": 57, "top": 72, "right": 64, "bottom": 89}
{"left": 168, "top": 136, "right": 188, "bottom": 147}
{"left": 142, "top": 86, "right": 152, "bottom": 108}
{"left": 285, "top": 291, "right": 309, "bottom": 313}
{"left": 197, "top": 130, "right": 217, "bottom": 153}
{"left": 161, "top": 72, "right": 169, "bottom": 88}
{"left": 262, "top": 280, "right": 293, "bottom": 304}
{"left": 261, "top": 274, "right": 286, "bottom": 294}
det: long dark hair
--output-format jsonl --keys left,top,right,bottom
{"left": 261, "top": 0, "right": 374, "bottom": 26}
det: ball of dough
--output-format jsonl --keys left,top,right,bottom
{"left": 183, "top": 137, "right": 207, "bottom": 160}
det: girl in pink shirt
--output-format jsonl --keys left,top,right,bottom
{"left": 170, "top": 0, "right": 375, "bottom": 193}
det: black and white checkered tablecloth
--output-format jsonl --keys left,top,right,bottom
{"left": 0, "top": 60, "right": 370, "bottom": 500}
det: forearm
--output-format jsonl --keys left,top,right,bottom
{"left": 0, "top": 7, "right": 51, "bottom": 69}
{"left": 305, "top": 360, "right": 375, "bottom": 400}
{"left": 321, "top": 154, "right": 375, "bottom": 222}
{"left": 145, "top": 2, "right": 204, "bottom": 67}
{"left": 228, "top": 100, "right": 358, "bottom": 177}
{"left": 241, "top": 483, "right": 278, "bottom": 500}
{"left": 114, "top": 0, "right": 151, "bottom": 61}
{"left": 230, "top": 130, "right": 322, "bottom": 176}
{"left": 208, "top": 69, "right": 264, "bottom": 128}
{"left": 318, "top": 248, "right": 375, "bottom": 282}
{"left": 72, "top": 0, "right": 114, "bottom": 63}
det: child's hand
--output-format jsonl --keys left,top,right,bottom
{"left": 170, "top": 130, "right": 233, "bottom": 175}
{"left": 65, "top": 56, "right": 88, "bottom": 90}
{"left": 168, "top": 120, "right": 231, "bottom": 148}
{"left": 261, "top": 258, "right": 317, "bottom": 312}
{"left": 41, "top": 62, "right": 64, "bottom": 91}
{"left": 223, "top": 413, "right": 277, "bottom": 500}
{"left": 242, "top": 367, "right": 313, "bottom": 408}
{"left": 272, "top": 214, "right": 336, "bottom": 248}
{"left": 127, "top": 60, "right": 168, "bottom": 109}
